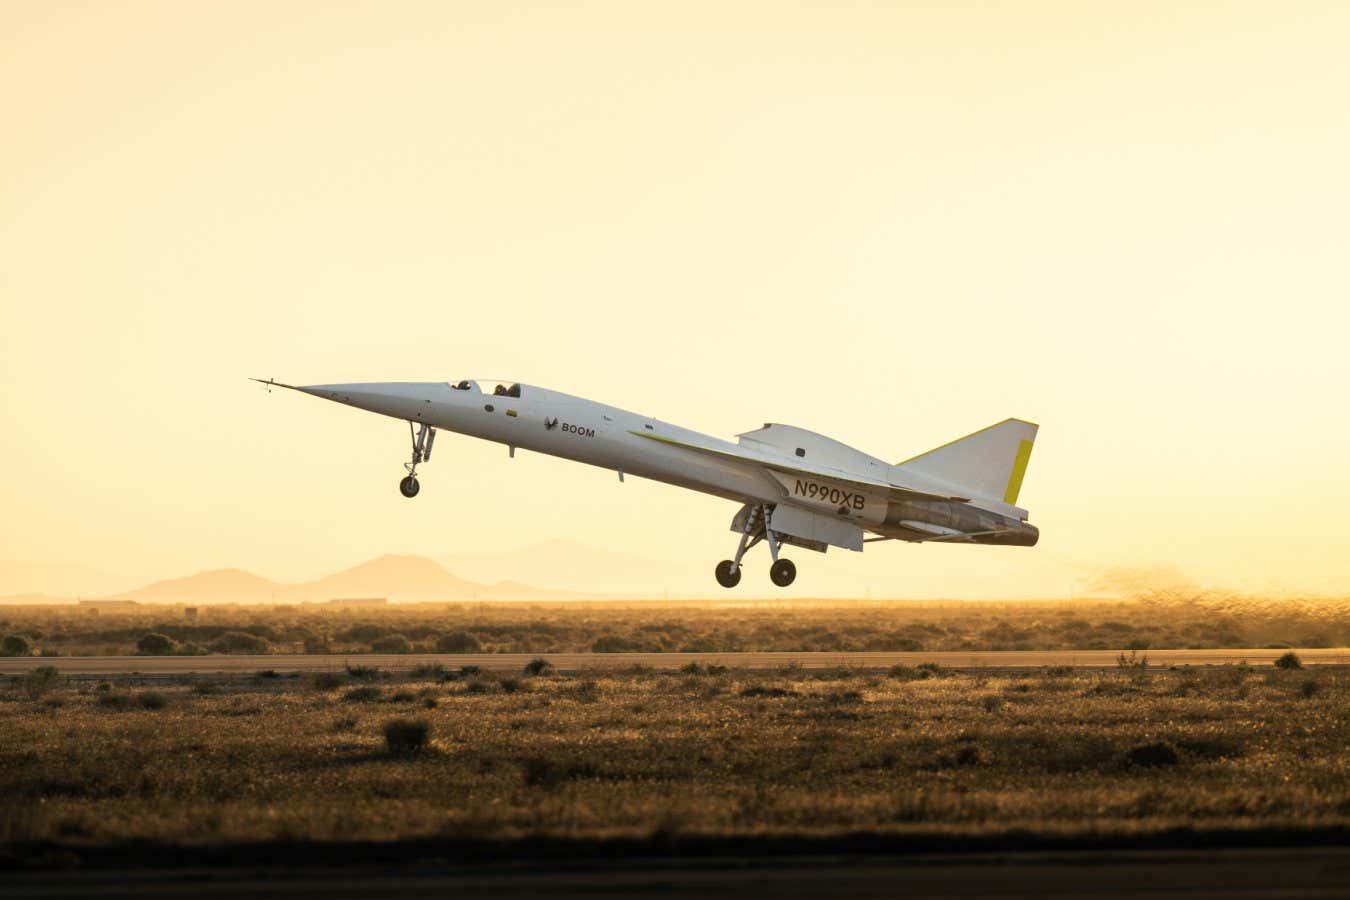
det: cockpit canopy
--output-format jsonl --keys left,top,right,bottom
{"left": 449, "top": 380, "right": 522, "bottom": 398}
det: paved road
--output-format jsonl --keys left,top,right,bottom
{"left": 5, "top": 849, "right": 1348, "bottom": 899}
{"left": 3, "top": 647, "right": 1346, "bottom": 675}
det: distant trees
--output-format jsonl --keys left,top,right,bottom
{"left": 370, "top": 634, "right": 412, "bottom": 654}
{"left": 1, "top": 634, "right": 32, "bottom": 656}
{"left": 208, "top": 631, "right": 270, "bottom": 654}
{"left": 136, "top": 633, "right": 177, "bottom": 655}
{"left": 435, "top": 631, "right": 481, "bottom": 652}
{"left": 1275, "top": 650, "right": 1303, "bottom": 670}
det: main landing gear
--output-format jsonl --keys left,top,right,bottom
{"left": 400, "top": 422, "right": 436, "bottom": 498}
{"left": 715, "top": 504, "right": 797, "bottom": 589}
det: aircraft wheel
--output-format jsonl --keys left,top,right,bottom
{"left": 769, "top": 558, "right": 796, "bottom": 587}
{"left": 714, "top": 560, "right": 741, "bottom": 588}
{"left": 399, "top": 475, "right": 420, "bottom": 498}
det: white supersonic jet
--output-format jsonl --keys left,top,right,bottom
{"left": 255, "top": 378, "right": 1039, "bottom": 588}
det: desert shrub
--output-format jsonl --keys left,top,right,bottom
{"left": 389, "top": 690, "right": 417, "bottom": 703}
{"left": 136, "top": 691, "right": 168, "bottom": 710}
{"left": 191, "top": 681, "right": 219, "bottom": 695}
{"left": 345, "top": 665, "right": 381, "bottom": 681}
{"left": 953, "top": 745, "right": 982, "bottom": 766}
{"left": 209, "top": 631, "right": 270, "bottom": 654}
{"left": 887, "top": 664, "right": 930, "bottom": 681}
{"left": 916, "top": 662, "right": 943, "bottom": 675}
{"left": 981, "top": 694, "right": 1003, "bottom": 713}
{"left": 409, "top": 664, "right": 448, "bottom": 680}
{"left": 309, "top": 672, "right": 344, "bottom": 691}
{"left": 342, "top": 686, "right": 382, "bottom": 702}
{"left": 255, "top": 669, "right": 281, "bottom": 679}
{"left": 459, "top": 665, "right": 482, "bottom": 676}
{"left": 303, "top": 637, "right": 331, "bottom": 654}
{"left": 739, "top": 685, "right": 797, "bottom": 698}
{"left": 22, "top": 665, "right": 65, "bottom": 698}
{"left": 1126, "top": 741, "right": 1179, "bottom": 767}
{"left": 136, "top": 633, "right": 177, "bottom": 655}
{"left": 812, "top": 666, "right": 861, "bottom": 682}
{"left": 436, "top": 632, "right": 482, "bottom": 652}
{"left": 499, "top": 677, "right": 525, "bottom": 693}
{"left": 567, "top": 680, "right": 600, "bottom": 702}
{"left": 1116, "top": 650, "right": 1149, "bottom": 669}
{"left": 681, "top": 662, "right": 728, "bottom": 676}
{"left": 1274, "top": 651, "right": 1303, "bottom": 670}
{"left": 335, "top": 624, "right": 389, "bottom": 643}
{"left": 383, "top": 718, "right": 430, "bottom": 756}
{"left": 2, "top": 634, "right": 33, "bottom": 657}
{"left": 370, "top": 634, "right": 412, "bottom": 654}
{"left": 523, "top": 658, "right": 553, "bottom": 676}
{"left": 95, "top": 693, "right": 131, "bottom": 710}
{"left": 521, "top": 755, "right": 599, "bottom": 788}
{"left": 463, "top": 679, "right": 491, "bottom": 694}
{"left": 824, "top": 689, "right": 864, "bottom": 705}
{"left": 1299, "top": 678, "right": 1319, "bottom": 698}
{"left": 1174, "top": 736, "right": 1244, "bottom": 760}
{"left": 592, "top": 635, "right": 640, "bottom": 653}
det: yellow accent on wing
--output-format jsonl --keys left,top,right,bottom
{"left": 505, "top": 409, "right": 518, "bottom": 417}
{"left": 1003, "top": 439, "right": 1034, "bottom": 505}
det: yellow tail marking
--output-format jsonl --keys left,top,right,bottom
{"left": 1003, "top": 439, "right": 1034, "bottom": 505}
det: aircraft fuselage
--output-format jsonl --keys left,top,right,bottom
{"left": 285, "top": 380, "right": 1038, "bottom": 549}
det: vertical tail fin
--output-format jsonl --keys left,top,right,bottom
{"left": 896, "top": 418, "right": 1038, "bottom": 507}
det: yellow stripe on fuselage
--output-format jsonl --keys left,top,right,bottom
{"left": 1003, "top": 439, "right": 1034, "bottom": 505}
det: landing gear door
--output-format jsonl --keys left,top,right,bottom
{"left": 770, "top": 504, "right": 864, "bottom": 552}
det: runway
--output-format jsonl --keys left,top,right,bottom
{"left": 3, "top": 647, "right": 1347, "bottom": 676}
{"left": 5, "top": 848, "right": 1348, "bottom": 899}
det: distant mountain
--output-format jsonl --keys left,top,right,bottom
{"left": 117, "top": 568, "right": 281, "bottom": 604}
{"left": 103, "top": 554, "right": 577, "bottom": 604}
{"left": 0, "top": 593, "right": 73, "bottom": 606}
{"left": 291, "top": 554, "right": 575, "bottom": 602}
{"left": 441, "top": 538, "right": 684, "bottom": 597}
{"left": 0, "top": 560, "right": 144, "bottom": 599}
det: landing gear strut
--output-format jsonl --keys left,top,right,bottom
{"left": 714, "top": 504, "right": 796, "bottom": 588}
{"left": 400, "top": 422, "right": 436, "bottom": 498}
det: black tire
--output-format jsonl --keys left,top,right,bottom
{"left": 769, "top": 558, "right": 796, "bottom": 587}
{"left": 399, "top": 475, "right": 420, "bottom": 498}
{"left": 714, "top": 560, "right": 741, "bottom": 588}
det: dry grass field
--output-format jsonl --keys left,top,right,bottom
{"left": 2, "top": 595, "right": 1348, "bottom": 658}
{"left": 1, "top": 660, "right": 1345, "bottom": 853}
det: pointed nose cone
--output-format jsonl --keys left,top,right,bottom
{"left": 299, "top": 382, "right": 443, "bottom": 421}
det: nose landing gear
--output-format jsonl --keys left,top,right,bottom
{"left": 715, "top": 504, "right": 797, "bottom": 589}
{"left": 400, "top": 422, "right": 436, "bottom": 498}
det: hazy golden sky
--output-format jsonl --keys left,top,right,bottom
{"left": 3, "top": 1, "right": 1348, "bottom": 597}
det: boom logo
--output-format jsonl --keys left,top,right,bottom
{"left": 544, "top": 416, "right": 594, "bottom": 438}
